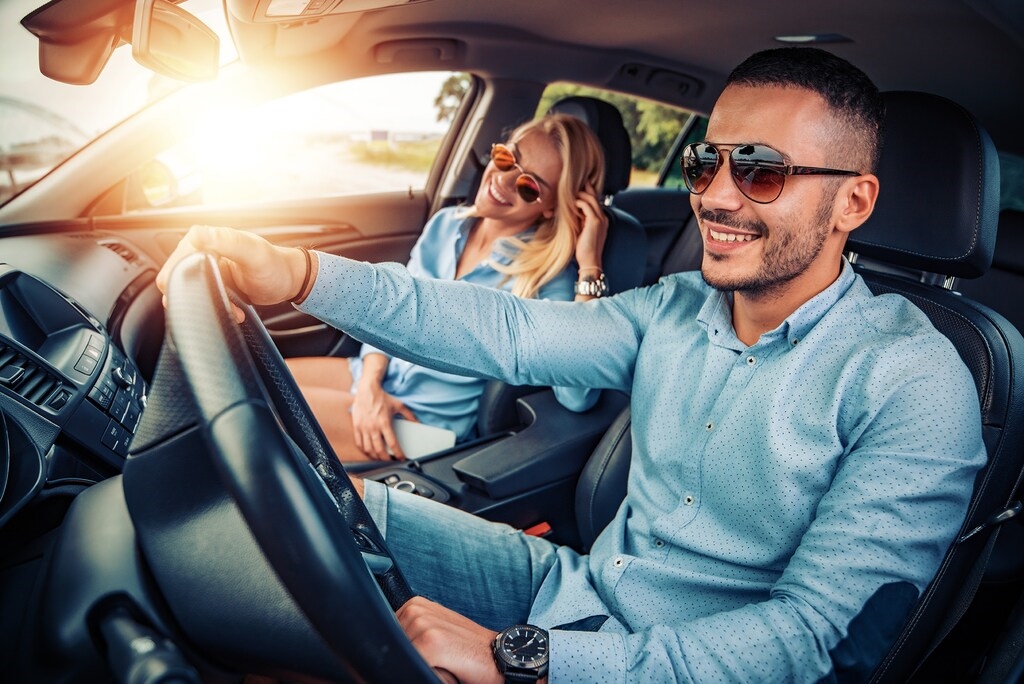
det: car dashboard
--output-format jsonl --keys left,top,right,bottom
{"left": 0, "top": 219, "right": 636, "bottom": 682}
{"left": 0, "top": 231, "right": 162, "bottom": 527}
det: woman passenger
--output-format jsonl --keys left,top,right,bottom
{"left": 287, "top": 113, "right": 610, "bottom": 461}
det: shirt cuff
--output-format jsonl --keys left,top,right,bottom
{"left": 547, "top": 629, "right": 626, "bottom": 683}
{"left": 292, "top": 250, "right": 377, "bottom": 317}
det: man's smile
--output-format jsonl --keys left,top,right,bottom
{"left": 708, "top": 227, "right": 760, "bottom": 243}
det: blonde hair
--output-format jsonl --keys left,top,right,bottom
{"left": 469, "top": 114, "right": 606, "bottom": 299}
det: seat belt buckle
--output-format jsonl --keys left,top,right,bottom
{"left": 958, "top": 500, "right": 1022, "bottom": 543}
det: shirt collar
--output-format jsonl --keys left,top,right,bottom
{"left": 784, "top": 257, "right": 856, "bottom": 345}
{"left": 697, "top": 257, "right": 857, "bottom": 350}
{"left": 455, "top": 214, "right": 538, "bottom": 267}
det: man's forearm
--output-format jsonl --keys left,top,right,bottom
{"left": 298, "top": 252, "right": 637, "bottom": 393}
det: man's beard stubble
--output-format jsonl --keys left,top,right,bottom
{"left": 698, "top": 195, "right": 835, "bottom": 300}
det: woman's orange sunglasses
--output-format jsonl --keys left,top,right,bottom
{"left": 490, "top": 143, "right": 543, "bottom": 203}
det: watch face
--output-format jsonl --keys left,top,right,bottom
{"left": 498, "top": 625, "right": 549, "bottom": 668}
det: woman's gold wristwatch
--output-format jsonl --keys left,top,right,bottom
{"left": 575, "top": 271, "right": 609, "bottom": 297}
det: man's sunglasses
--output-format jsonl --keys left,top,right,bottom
{"left": 490, "top": 143, "right": 543, "bottom": 204}
{"left": 681, "top": 142, "right": 860, "bottom": 204}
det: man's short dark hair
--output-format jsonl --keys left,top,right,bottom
{"left": 727, "top": 47, "right": 885, "bottom": 173}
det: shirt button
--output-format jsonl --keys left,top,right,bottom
{"left": 613, "top": 557, "right": 625, "bottom": 568}
{"left": 654, "top": 538, "right": 665, "bottom": 548}
{"left": 706, "top": 422, "right": 713, "bottom": 431}
{"left": 684, "top": 495, "right": 695, "bottom": 506}
{"left": 746, "top": 355, "right": 756, "bottom": 366}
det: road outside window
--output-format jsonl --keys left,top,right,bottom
{"left": 537, "top": 83, "right": 705, "bottom": 188}
{"left": 138, "top": 71, "right": 468, "bottom": 210}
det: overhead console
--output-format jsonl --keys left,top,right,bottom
{"left": 0, "top": 266, "right": 146, "bottom": 472}
{"left": 248, "top": 0, "right": 436, "bottom": 21}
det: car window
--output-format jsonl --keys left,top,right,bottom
{"left": 129, "top": 71, "right": 470, "bottom": 211}
{"left": 660, "top": 115, "right": 708, "bottom": 190}
{"left": 0, "top": 0, "right": 234, "bottom": 207}
{"left": 999, "top": 151, "right": 1024, "bottom": 212}
{"left": 536, "top": 83, "right": 705, "bottom": 189}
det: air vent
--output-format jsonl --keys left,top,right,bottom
{"left": 98, "top": 239, "right": 141, "bottom": 266}
{"left": 0, "top": 340, "right": 64, "bottom": 409}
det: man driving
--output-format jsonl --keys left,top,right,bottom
{"left": 157, "top": 47, "right": 985, "bottom": 683}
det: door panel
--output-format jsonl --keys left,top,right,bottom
{"left": 94, "top": 190, "right": 431, "bottom": 359}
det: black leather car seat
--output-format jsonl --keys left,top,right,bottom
{"left": 956, "top": 208, "right": 1024, "bottom": 336}
{"left": 847, "top": 92, "right": 1023, "bottom": 684}
{"left": 574, "top": 91, "right": 1024, "bottom": 682}
{"left": 475, "top": 97, "right": 648, "bottom": 436}
{"left": 574, "top": 405, "right": 632, "bottom": 551}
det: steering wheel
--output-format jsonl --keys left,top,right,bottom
{"left": 163, "top": 252, "right": 438, "bottom": 682}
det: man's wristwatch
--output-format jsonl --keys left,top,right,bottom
{"left": 492, "top": 624, "right": 549, "bottom": 683}
{"left": 575, "top": 271, "right": 609, "bottom": 297}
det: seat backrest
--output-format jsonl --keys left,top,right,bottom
{"left": 659, "top": 211, "right": 702, "bottom": 277}
{"left": 558, "top": 94, "right": 696, "bottom": 285}
{"left": 612, "top": 187, "right": 696, "bottom": 284}
{"left": 575, "top": 406, "right": 631, "bottom": 551}
{"left": 476, "top": 97, "right": 647, "bottom": 435}
{"left": 575, "top": 90, "right": 1024, "bottom": 681}
{"left": 844, "top": 91, "right": 1024, "bottom": 682}
{"left": 956, "top": 209, "right": 1024, "bottom": 336}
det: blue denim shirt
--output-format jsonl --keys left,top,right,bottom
{"left": 349, "top": 206, "right": 598, "bottom": 441}
{"left": 300, "top": 254, "right": 985, "bottom": 682}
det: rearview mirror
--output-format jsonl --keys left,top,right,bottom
{"left": 132, "top": 0, "right": 219, "bottom": 82}
{"left": 21, "top": 0, "right": 132, "bottom": 86}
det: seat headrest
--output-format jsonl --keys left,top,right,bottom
{"left": 847, "top": 91, "right": 1000, "bottom": 279}
{"left": 547, "top": 96, "right": 632, "bottom": 195}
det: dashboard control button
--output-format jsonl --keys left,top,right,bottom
{"left": 112, "top": 366, "right": 131, "bottom": 387}
{"left": 48, "top": 390, "right": 71, "bottom": 410}
{"left": 0, "top": 363, "right": 25, "bottom": 386}
{"left": 110, "top": 390, "right": 131, "bottom": 422}
{"left": 74, "top": 354, "right": 98, "bottom": 374}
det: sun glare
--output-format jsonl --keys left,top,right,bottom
{"left": 169, "top": 72, "right": 455, "bottom": 204}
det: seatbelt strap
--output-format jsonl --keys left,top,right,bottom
{"left": 909, "top": 500, "right": 1022, "bottom": 676}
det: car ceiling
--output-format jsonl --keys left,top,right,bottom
{"left": 221, "top": 0, "right": 1024, "bottom": 155}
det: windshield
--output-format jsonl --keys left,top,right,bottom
{"left": 0, "top": 0, "right": 234, "bottom": 205}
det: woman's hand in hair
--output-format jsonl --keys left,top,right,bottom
{"left": 574, "top": 183, "right": 608, "bottom": 272}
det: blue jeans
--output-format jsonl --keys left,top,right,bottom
{"left": 363, "top": 480, "right": 560, "bottom": 630}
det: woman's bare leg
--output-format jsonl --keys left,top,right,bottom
{"left": 286, "top": 357, "right": 373, "bottom": 462}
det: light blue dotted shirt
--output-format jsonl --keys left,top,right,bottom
{"left": 299, "top": 254, "right": 986, "bottom": 682}
{"left": 349, "top": 206, "right": 598, "bottom": 441}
